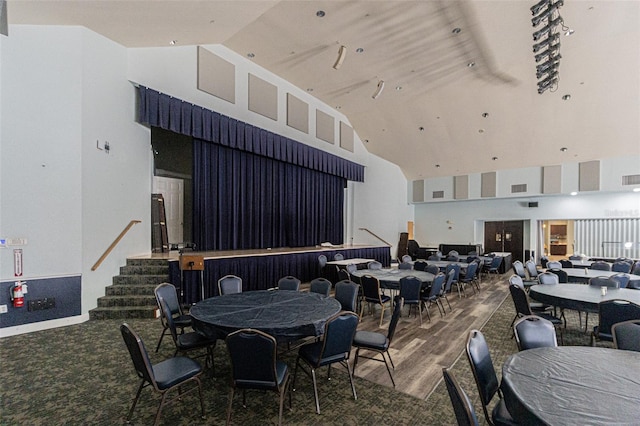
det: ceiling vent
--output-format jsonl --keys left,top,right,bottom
{"left": 432, "top": 190, "right": 445, "bottom": 199}
{"left": 511, "top": 184, "right": 528, "bottom": 193}
{"left": 622, "top": 174, "right": 640, "bottom": 186}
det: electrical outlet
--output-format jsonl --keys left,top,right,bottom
{"left": 0, "top": 304, "right": 7, "bottom": 314}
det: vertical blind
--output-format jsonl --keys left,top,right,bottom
{"left": 574, "top": 219, "right": 640, "bottom": 259}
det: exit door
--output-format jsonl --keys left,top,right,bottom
{"left": 484, "top": 220, "right": 524, "bottom": 262}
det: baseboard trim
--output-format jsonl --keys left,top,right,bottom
{"left": 0, "top": 314, "right": 89, "bottom": 338}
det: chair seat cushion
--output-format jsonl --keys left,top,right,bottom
{"left": 298, "top": 341, "right": 347, "bottom": 367}
{"left": 177, "top": 331, "right": 216, "bottom": 350}
{"left": 365, "top": 294, "right": 391, "bottom": 304}
{"left": 153, "top": 356, "right": 202, "bottom": 390}
{"left": 536, "top": 313, "right": 562, "bottom": 326}
{"left": 174, "top": 314, "right": 192, "bottom": 327}
{"left": 353, "top": 330, "right": 388, "bottom": 351}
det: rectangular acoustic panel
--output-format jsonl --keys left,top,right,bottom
{"left": 579, "top": 160, "right": 600, "bottom": 191}
{"left": 481, "top": 172, "right": 496, "bottom": 198}
{"left": 412, "top": 180, "right": 425, "bottom": 203}
{"left": 197, "top": 47, "right": 235, "bottom": 103}
{"left": 248, "top": 73, "right": 277, "bottom": 121}
{"left": 543, "top": 165, "right": 562, "bottom": 194}
{"left": 286, "top": 93, "right": 309, "bottom": 133}
{"left": 454, "top": 175, "right": 469, "bottom": 199}
{"left": 340, "top": 121, "right": 354, "bottom": 152}
{"left": 316, "top": 110, "right": 334, "bottom": 144}
{"left": 0, "top": 0, "right": 6, "bottom": 36}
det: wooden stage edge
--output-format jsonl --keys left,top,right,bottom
{"left": 128, "top": 244, "right": 391, "bottom": 262}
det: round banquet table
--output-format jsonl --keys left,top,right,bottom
{"left": 529, "top": 283, "right": 640, "bottom": 313}
{"left": 501, "top": 346, "right": 640, "bottom": 425}
{"left": 350, "top": 268, "right": 435, "bottom": 290}
{"left": 559, "top": 268, "right": 640, "bottom": 286}
{"left": 190, "top": 290, "right": 341, "bottom": 342}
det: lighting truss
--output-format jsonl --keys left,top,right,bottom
{"left": 531, "top": 0, "right": 564, "bottom": 94}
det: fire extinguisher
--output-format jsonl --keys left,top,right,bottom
{"left": 11, "top": 281, "right": 25, "bottom": 308}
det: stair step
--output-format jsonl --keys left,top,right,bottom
{"left": 105, "top": 284, "right": 157, "bottom": 296}
{"left": 89, "top": 306, "right": 158, "bottom": 320}
{"left": 112, "top": 274, "right": 169, "bottom": 286}
{"left": 120, "top": 265, "right": 169, "bottom": 275}
{"left": 97, "top": 295, "right": 157, "bottom": 308}
{"left": 126, "top": 258, "right": 171, "bottom": 267}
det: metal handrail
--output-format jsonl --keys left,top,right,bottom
{"left": 91, "top": 220, "right": 142, "bottom": 271}
{"left": 358, "top": 228, "right": 392, "bottom": 246}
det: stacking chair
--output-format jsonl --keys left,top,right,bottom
{"left": 333, "top": 253, "right": 344, "bottom": 261}
{"left": 569, "top": 254, "right": 583, "bottom": 260}
{"left": 334, "top": 280, "right": 360, "bottom": 312}
{"left": 508, "top": 284, "right": 563, "bottom": 344}
{"left": 367, "top": 261, "right": 383, "bottom": 270}
{"left": 465, "top": 330, "right": 517, "bottom": 426}
{"left": 218, "top": 274, "right": 242, "bottom": 295}
{"left": 591, "top": 261, "right": 611, "bottom": 271}
{"left": 399, "top": 276, "right": 423, "bottom": 323}
{"left": 159, "top": 298, "right": 216, "bottom": 372}
{"left": 360, "top": 274, "right": 392, "bottom": 326}
{"left": 610, "top": 273, "right": 631, "bottom": 289}
{"left": 439, "top": 268, "right": 456, "bottom": 312}
{"left": 559, "top": 259, "right": 573, "bottom": 269}
{"left": 546, "top": 268, "right": 568, "bottom": 283}
{"left": 413, "top": 260, "right": 428, "bottom": 271}
{"left": 511, "top": 261, "right": 529, "bottom": 282}
{"left": 292, "top": 312, "right": 359, "bottom": 414}
{"left": 398, "top": 262, "right": 413, "bottom": 270}
{"left": 225, "top": 329, "right": 291, "bottom": 426}
{"left": 589, "top": 276, "right": 619, "bottom": 289}
{"left": 154, "top": 283, "right": 192, "bottom": 352}
{"left": 508, "top": 275, "right": 552, "bottom": 326}
{"left": 337, "top": 268, "right": 351, "bottom": 283}
{"left": 309, "top": 277, "right": 332, "bottom": 297}
{"left": 483, "top": 256, "right": 502, "bottom": 275}
{"left": 442, "top": 368, "right": 480, "bottom": 426}
{"left": 525, "top": 260, "right": 540, "bottom": 281}
{"left": 446, "top": 263, "right": 462, "bottom": 297}
{"left": 546, "top": 261, "right": 562, "bottom": 269}
{"left": 538, "top": 271, "right": 559, "bottom": 285}
{"left": 458, "top": 262, "right": 478, "bottom": 296}
{"left": 425, "top": 264, "right": 440, "bottom": 275}
{"left": 513, "top": 315, "right": 558, "bottom": 351}
{"left": 591, "top": 299, "right": 640, "bottom": 346}
{"left": 318, "top": 254, "right": 328, "bottom": 275}
{"left": 121, "top": 323, "right": 205, "bottom": 426}
{"left": 632, "top": 261, "right": 640, "bottom": 276}
{"left": 278, "top": 276, "right": 301, "bottom": 291}
{"left": 421, "top": 272, "right": 445, "bottom": 321}
{"left": 353, "top": 296, "right": 404, "bottom": 387}
{"left": 447, "top": 250, "right": 460, "bottom": 261}
{"left": 612, "top": 261, "right": 632, "bottom": 273}
{"left": 612, "top": 319, "right": 640, "bottom": 352}
{"left": 401, "top": 254, "right": 412, "bottom": 263}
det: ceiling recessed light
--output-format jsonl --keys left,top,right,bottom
{"left": 395, "top": 86, "right": 403, "bottom": 91}
{"left": 478, "top": 129, "right": 485, "bottom": 133}
{"left": 452, "top": 27, "right": 461, "bottom": 34}
{"left": 482, "top": 112, "right": 489, "bottom": 118}
{"left": 560, "top": 147, "right": 568, "bottom": 152}
{"left": 435, "top": 164, "right": 441, "bottom": 168}
{"left": 316, "top": 10, "right": 325, "bottom": 17}
{"left": 364, "top": 139, "right": 369, "bottom": 143}
{"left": 169, "top": 40, "right": 177, "bottom": 45}
{"left": 467, "top": 61, "right": 476, "bottom": 68}
{"left": 247, "top": 53, "right": 255, "bottom": 58}
{"left": 306, "top": 88, "right": 313, "bottom": 92}
{"left": 356, "top": 47, "right": 364, "bottom": 53}
{"left": 419, "top": 126, "right": 425, "bottom": 131}
{"left": 492, "top": 156, "right": 498, "bottom": 161}
{"left": 562, "top": 94, "right": 571, "bottom": 100}
{"left": 570, "top": 191, "right": 578, "bottom": 196}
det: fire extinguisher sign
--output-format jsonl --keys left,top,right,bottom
{"left": 14, "top": 249, "right": 23, "bottom": 277}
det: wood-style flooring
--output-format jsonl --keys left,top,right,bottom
{"left": 343, "top": 273, "right": 509, "bottom": 400}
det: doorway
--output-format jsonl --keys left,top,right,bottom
{"left": 152, "top": 176, "right": 184, "bottom": 245}
{"left": 484, "top": 220, "right": 524, "bottom": 262}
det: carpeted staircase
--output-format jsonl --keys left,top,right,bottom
{"left": 88, "top": 258, "right": 169, "bottom": 320}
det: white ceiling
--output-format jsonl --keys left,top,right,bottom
{"left": 7, "top": 0, "right": 640, "bottom": 180}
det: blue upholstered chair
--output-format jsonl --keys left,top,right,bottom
{"left": 612, "top": 319, "right": 640, "bottom": 352}
{"left": 399, "top": 276, "right": 423, "bottom": 323}
{"left": 278, "top": 276, "right": 301, "bottom": 291}
{"left": 154, "top": 283, "right": 192, "bottom": 352}
{"left": 309, "top": 277, "right": 332, "bottom": 297}
{"left": 513, "top": 315, "right": 558, "bottom": 351}
{"left": 421, "top": 272, "right": 445, "bottom": 321}
{"left": 591, "top": 261, "right": 611, "bottom": 271}
{"left": 218, "top": 274, "right": 242, "bottom": 295}
{"left": 334, "top": 280, "right": 359, "bottom": 312}
{"left": 360, "top": 274, "right": 392, "bottom": 327}
{"left": 591, "top": 300, "right": 640, "bottom": 346}
{"left": 612, "top": 261, "right": 632, "bottom": 273}
{"left": 443, "top": 368, "right": 480, "bottom": 426}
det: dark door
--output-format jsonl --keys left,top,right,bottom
{"left": 484, "top": 220, "right": 524, "bottom": 263}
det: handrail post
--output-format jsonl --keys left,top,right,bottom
{"left": 91, "top": 220, "right": 142, "bottom": 271}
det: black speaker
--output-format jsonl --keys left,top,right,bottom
{"left": 528, "top": 202, "right": 539, "bottom": 208}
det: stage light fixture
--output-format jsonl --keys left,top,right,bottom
{"left": 531, "top": 0, "right": 564, "bottom": 26}
{"left": 372, "top": 80, "right": 385, "bottom": 99}
{"left": 533, "top": 33, "right": 559, "bottom": 52}
{"left": 531, "top": 0, "right": 566, "bottom": 94}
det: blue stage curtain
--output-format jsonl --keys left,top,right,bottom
{"left": 193, "top": 138, "right": 345, "bottom": 251}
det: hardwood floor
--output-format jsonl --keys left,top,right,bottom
{"left": 347, "top": 273, "right": 509, "bottom": 400}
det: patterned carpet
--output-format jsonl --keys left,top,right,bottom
{"left": 0, "top": 289, "right": 607, "bottom": 425}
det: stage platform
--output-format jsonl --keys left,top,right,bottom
{"left": 131, "top": 245, "right": 391, "bottom": 304}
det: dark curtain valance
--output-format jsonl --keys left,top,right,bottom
{"left": 137, "top": 86, "right": 364, "bottom": 182}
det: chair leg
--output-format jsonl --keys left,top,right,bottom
{"left": 379, "top": 303, "right": 386, "bottom": 327}
{"left": 127, "top": 379, "right": 146, "bottom": 423}
{"left": 443, "top": 294, "right": 452, "bottom": 312}
{"left": 155, "top": 327, "right": 168, "bottom": 352}
{"left": 311, "top": 367, "right": 321, "bottom": 414}
{"left": 226, "top": 387, "right": 235, "bottom": 426}
{"left": 277, "top": 376, "right": 289, "bottom": 426}
{"left": 196, "top": 377, "right": 205, "bottom": 420}
{"left": 382, "top": 352, "right": 396, "bottom": 387}
{"left": 154, "top": 392, "right": 169, "bottom": 426}
{"left": 345, "top": 359, "right": 358, "bottom": 401}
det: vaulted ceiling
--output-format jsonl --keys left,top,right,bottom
{"left": 8, "top": 1, "right": 639, "bottom": 180}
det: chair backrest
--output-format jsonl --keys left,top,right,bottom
{"left": 540, "top": 256, "right": 549, "bottom": 268}
{"left": 398, "top": 262, "right": 413, "bottom": 270}
{"left": 226, "top": 328, "right": 279, "bottom": 390}
{"left": 158, "top": 298, "right": 180, "bottom": 343}
{"left": 428, "top": 255, "right": 440, "bottom": 261}
{"left": 489, "top": 256, "right": 502, "bottom": 269}
{"left": 446, "top": 263, "right": 461, "bottom": 281}
{"left": 425, "top": 264, "right": 440, "bottom": 275}
{"left": 278, "top": 276, "right": 301, "bottom": 291}
{"left": 525, "top": 260, "right": 539, "bottom": 278}
{"left": 512, "top": 261, "right": 527, "bottom": 279}
{"left": 443, "top": 268, "right": 455, "bottom": 293}
{"left": 154, "top": 283, "right": 183, "bottom": 317}
{"left": 598, "top": 299, "right": 640, "bottom": 338}
{"left": 337, "top": 268, "right": 351, "bottom": 282}
{"left": 334, "top": 280, "right": 359, "bottom": 312}
{"left": 401, "top": 255, "right": 412, "bottom": 263}
{"left": 318, "top": 254, "right": 328, "bottom": 268}
{"left": 589, "top": 276, "right": 619, "bottom": 289}
{"left": 346, "top": 263, "right": 357, "bottom": 273}
{"left": 546, "top": 261, "right": 562, "bottom": 269}
{"left": 368, "top": 261, "right": 383, "bottom": 270}
{"left": 333, "top": 253, "right": 344, "bottom": 261}
{"left": 428, "top": 273, "right": 445, "bottom": 298}
{"left": 612, "top": 261, "right": 632, "bottom": 273}
{"left": 612, "top": 320, "right": 640, "bottom": 352}
{"left": 616, "top": 257, "right": 634, "bottom": 266}
{"left": 610, "top": 274, "right": 631, "bottom": 289}
{"left": 462, "top": 262, "right": 478, "bottom": 280}
{"left": 315, "top": 312, "right": 359, "bottom": 366}
{"left": 399, "top": 276, "right": 422, "bottom": 303}
{"left": 560, "top": 259, "right": 573, "bottom": 269}
{"left": 120, "top": 323, "right": 157, "bottom": 388}
{"left": 547, "top": 268, "right": 568, "bottom": 283}
{"left": 465, "top": 330, "right": 500, "bottom": 422}
{"left": 448, "top": 250, "right": 459, "bottom": 257}
{"left": 508, "top": 274, "right": 524, "bottom": 289}
{"left": 591, "top": 261, "right": 611, "bottom": 271}
{"left": 513, "top": 315, "right": 558, "bottom": 350}
{"left": 310, "top": 277, "right": 332, "bottom": 297}
{"left": 218, "top": 274, "right": 243, "bottom": 295}
{"left": 413, "top": 260, "right": 428, "bottom": 271}
{"left": 569, "top": 255, "right": 583, "bottom": 261}
{"left": 538, "top": 271, "right": 559, "bottom": 285}
{"left": 387, "top": 296, "right": 404, "bottom": 343}
{"left": 632, "top": 261, "right": 640, "bottom": 276}
{"left": 509, "top": 284, "right": 532, "bottom": 317}
{"left": 442, "top": 368, "right": 480, "bottom": 426}
{"left": 361, "top": 275, "right": 382, "bottom": 301}
{"left": 447, "top": 254, "right": 460, "bottom": 262}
